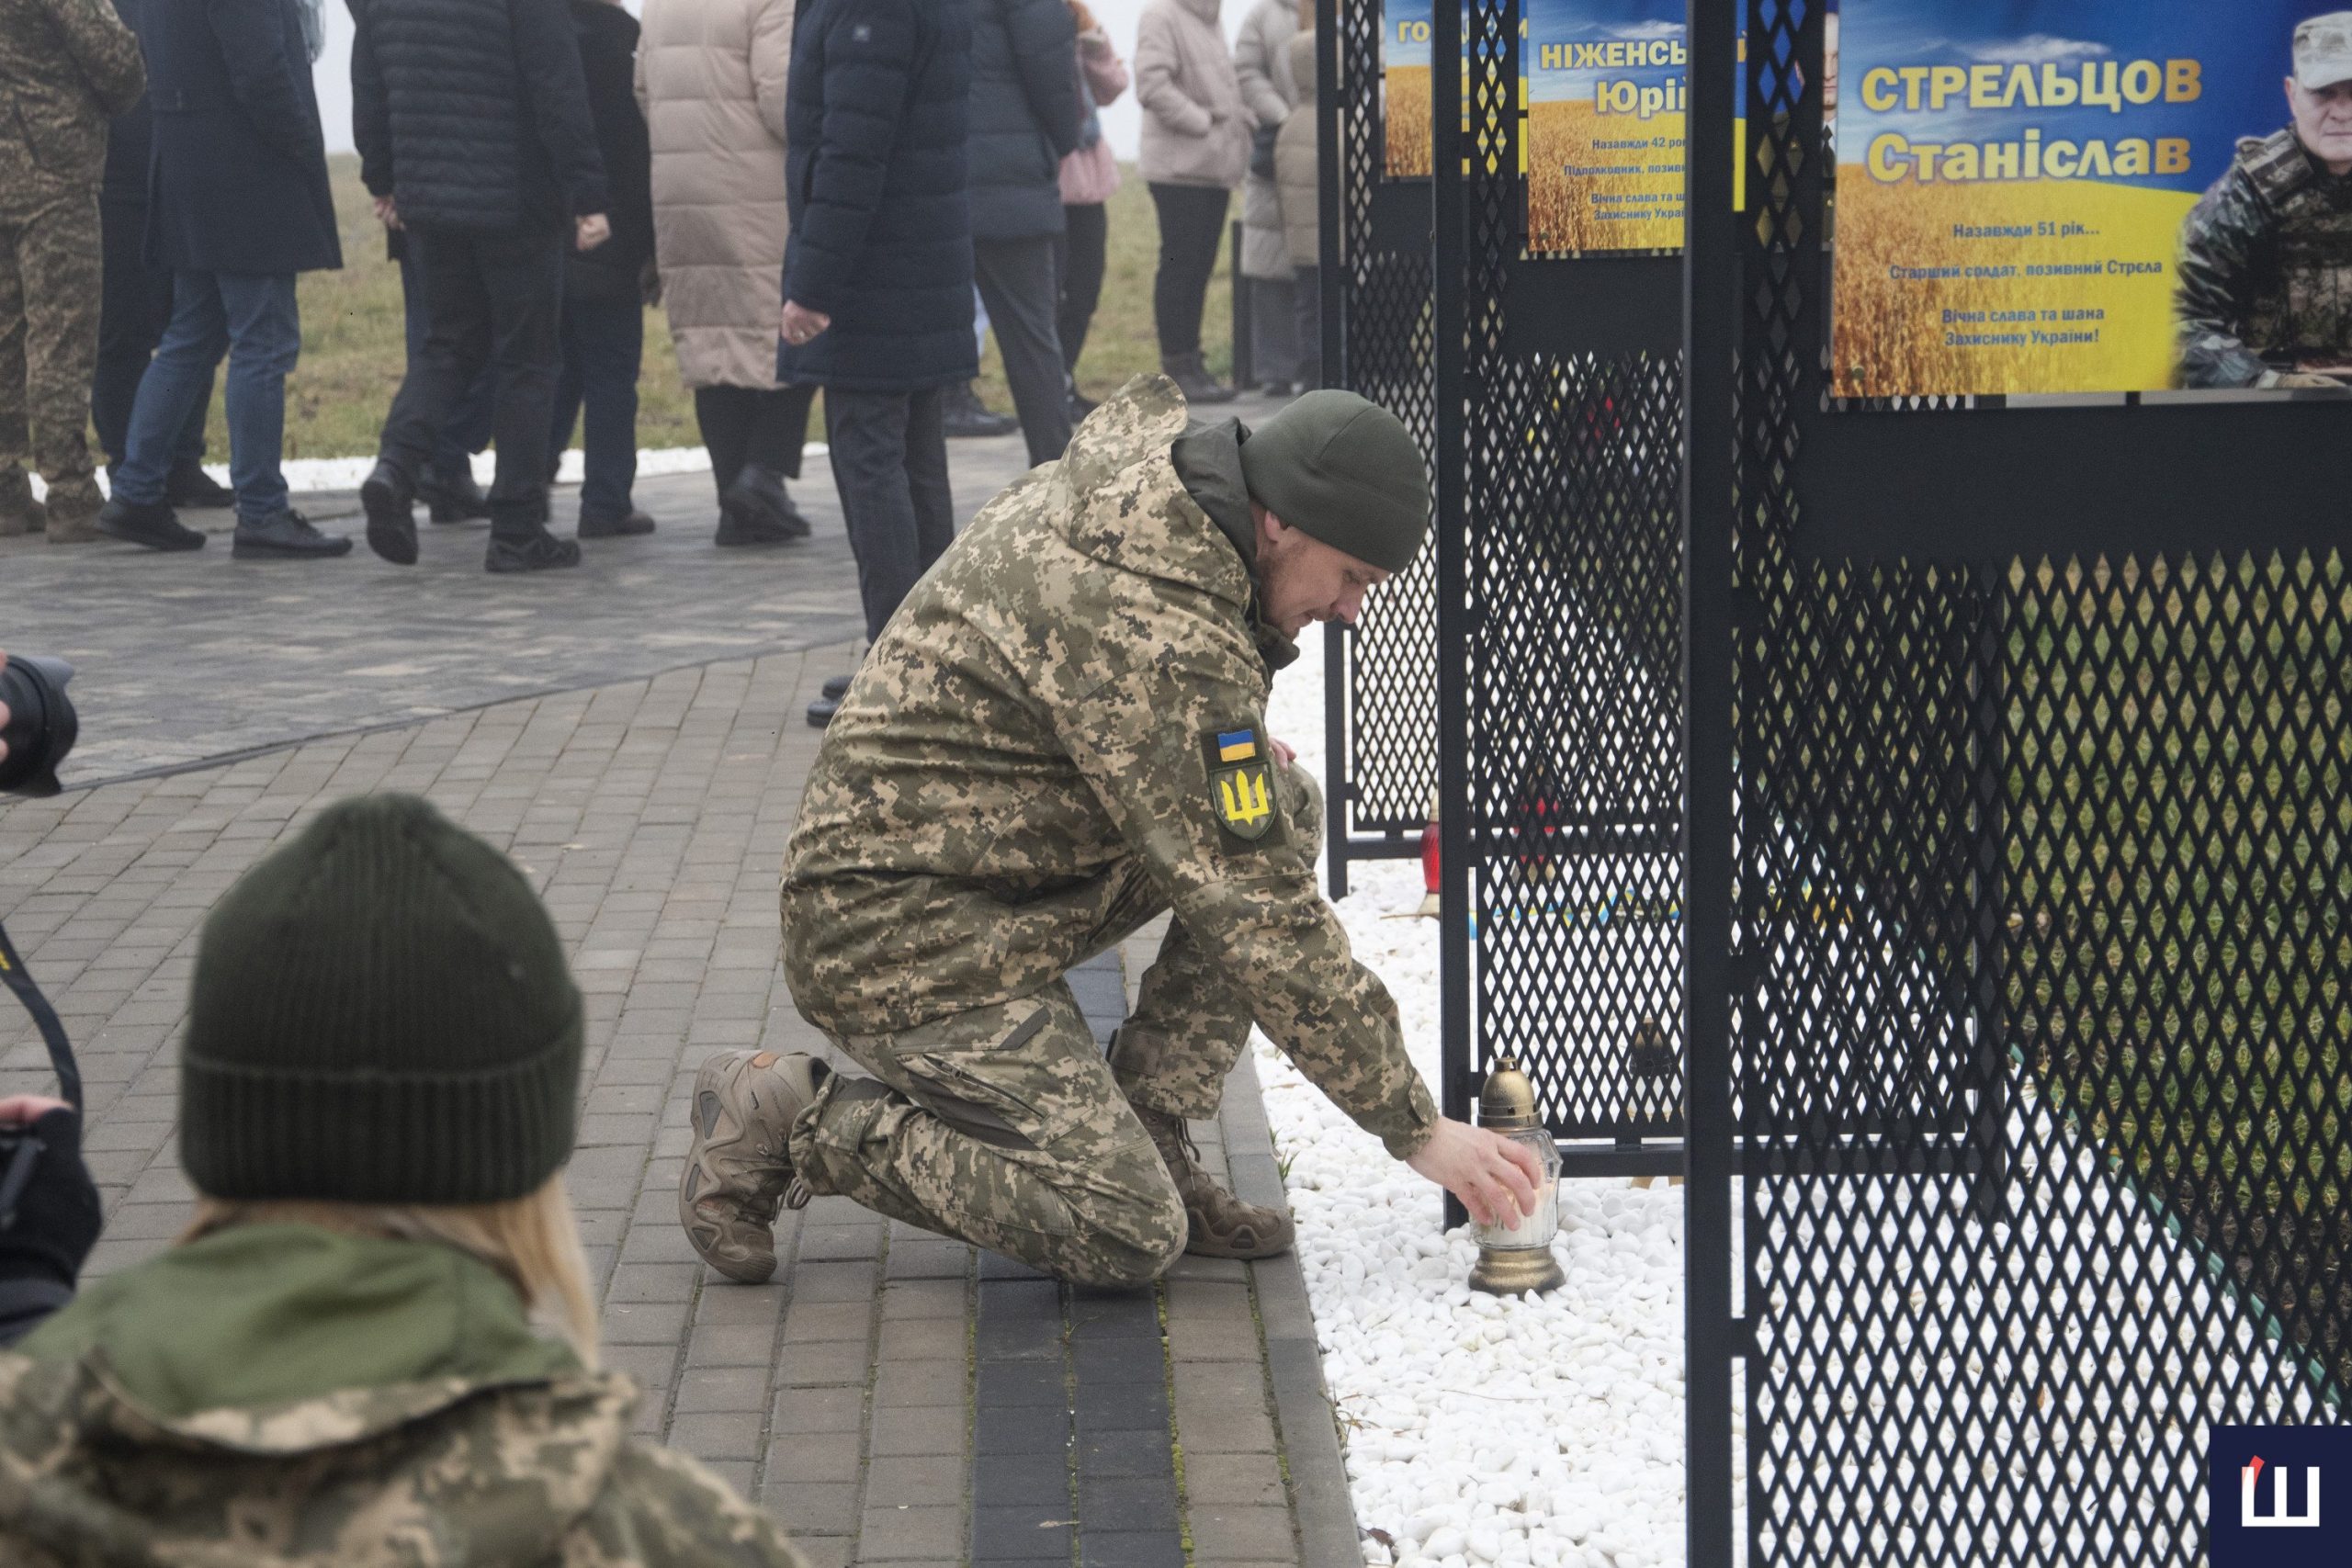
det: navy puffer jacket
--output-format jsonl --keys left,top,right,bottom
{"left": 349, "top": 0, "right": 609, "bottom": 233}
{"left": 967, "top": 0, "right": 1082, "bottom": 241}
{"left": 776, "top": 0, "right": 978, "bottom": 393}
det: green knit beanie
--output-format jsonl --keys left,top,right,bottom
{"left": 181, "top": 794, "right": 582, "bottom": 1205}
{"left": 1238, "top": 389, "right": 1430, "bottom": 574}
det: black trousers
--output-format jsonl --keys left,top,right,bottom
{"left": 1054, "top": 201, "right": 1109, "bottom": 374}
{"left": 972, "top": 235, "right": 1072, "bottom": 467}
{"left": 92, "top": 193, "right": 210, "bottom": 469}
{"left": 824, "top": 386, "right": 954, "bottom": 643}
{"left": 1147, "top": 183, "right": 1230, "bottom": 359}
{"left": 377, "top": 225, "right": 564, "bottom": 536}
{"left": 693, "top": 383, "right": 814, "bottom": 502}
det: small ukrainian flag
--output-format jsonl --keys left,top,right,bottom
{"left": 1216, "top": 728, "right": 1259, "bottom": 763}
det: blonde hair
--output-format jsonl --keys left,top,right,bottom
{"left": 183, "top": 1174, "right": 600, "bottom": 1368}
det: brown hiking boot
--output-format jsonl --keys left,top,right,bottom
{"left": 1136, "top": 1104, "right": 1295, "bottom": 1260}
{"left": 0, "top": 467, "right": 40, "bottom": 536}
{"left": 679, "top": 1049, "right": 825, "bottom": 1283}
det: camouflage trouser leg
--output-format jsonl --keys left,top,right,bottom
{"left": 1106, "top": 762, "right": 1324, "bottom": 1121}
{"left": 0, "top": 185, "right": 104, "bottom": 518}
{"left": 789, "top": 985, "right": 1188, "bottom": 1289}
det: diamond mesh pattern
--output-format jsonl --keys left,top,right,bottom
{"left": 1332, "top": 0, "right": 1437, "bottom": 840}
{"left": 1731, "top": 2, "right": 2349, "bottom": 1562}
{"left": 1456, "top": 0, "right": 1687, "bottom": 1140}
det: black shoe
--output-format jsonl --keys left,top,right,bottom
{"left": 821, "top": 673, "right": 853, "bottom": 702}
{"left": 717, "top": 465, "right": 810, "bottom": 546}
{"left": 578, "top": 508, "right": 658, "bottom": 539}
{"left": 1259, "top": 379, "right": 1297, "bottom": 398}
{"left": 232, "top": 507, "right": 353, "bottom": 559}
{"left": 165, "top": 460, "right": 235, "bottom": 509}
{"left": 486, "top": 530, "right": 582, "bottom": 573}
{"left": 1067, "top": 389, "right": 1099, "bottom": 423}
{"left": 417, "top": 462, "right": 491, "bottom": 524}
{"left": 807, "top": 694, "right": 841, "bottom": 728}
{"left": 360, "top": 459, "right": 420, "bottom": 564}
{"left": 97, "top": 496, "right": 206, "bottom": 551}
{"left": 943, "top": 381, "right": 1020, "bottom": 438}
{"left": 1164, "top": 354, "right": 1237, "bottom": 405}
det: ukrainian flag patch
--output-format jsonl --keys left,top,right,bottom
{"left": 1201, "top": 724, "right": 1281, "bottom": 845}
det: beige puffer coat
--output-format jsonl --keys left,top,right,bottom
{"left": 1233, "top": 0, "right": 1298, "bottom": 280}
{"left": 1275, "top": 29, "right": 1318, "bottom": 268}
{"left": 1135, "top": 0, "right": 1249, "bottom": 189}
{"left": 637, "top": 0, "right": 795, "bottom": 390}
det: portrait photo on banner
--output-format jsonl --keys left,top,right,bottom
{"left": 1829, "top": 0, "right": 2352, "bottom": 400}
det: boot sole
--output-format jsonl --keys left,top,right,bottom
{"left": 232, "top": 541, "right": 353, "bottom": 559}
{"left": 360, "top": 476, "right": 420, "bottom": 565}
{"left": 97, "top": 518, "right": 205, "bottom": 552}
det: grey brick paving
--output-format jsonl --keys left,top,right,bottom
{"left": 0, "top": 400, "right": 1346, "bottom": 1568}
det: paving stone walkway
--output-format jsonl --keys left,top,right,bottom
{"left": 0, "top": 400, "right": 1354, "bottom": 1568}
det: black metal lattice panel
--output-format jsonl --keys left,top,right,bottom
{"left": 1449, "top": 0, "right": 1688, "bottom": 1144}
{"left": 1329, "top": 0, "right": 1437, "bottom": 845}
{"left": 1725, "top": 2, "right": 2351, "bottom": 1563}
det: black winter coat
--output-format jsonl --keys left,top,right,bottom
{"left": 966, "top": 0, "right": 1081, "bottom": 242}
{"left": 562, "top": 0, "right": 653, "bottom": 300}
{"left": 349, "top": 0, "right": 609, "bottom": 234}
{"left": 141, "top": 0, "right": 341, "bottom": 276}
{"left": 776, "top": 0, "right": 978, "bottom": 393}
{"left": 101, "top": 0, "right": 151, "bottom": 204}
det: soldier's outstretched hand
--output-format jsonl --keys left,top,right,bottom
{"left": 1407, "top": 1117, "right": 1544, "bottom": 1228}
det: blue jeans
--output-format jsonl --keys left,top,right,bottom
{"left": 396, "top": 238, "right": 494, "bottom": 479}
{"left": 548, "top": 292, "right": 643, "bottom": 522}
{"left": 114, "top": 271, "right": 298, "bottom": 517}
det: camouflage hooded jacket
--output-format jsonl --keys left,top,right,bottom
{"left": 2177, "top": 127, "right": 2352, "bottom": 387}
{"left": 0, "top": 1224, "right": 807, "bottom": 1567}
{"left": 782, "top": 373, "right": 1439, "bottom": 1160}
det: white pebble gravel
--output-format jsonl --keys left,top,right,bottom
{"left": 1264, "top": 635, "right": 1700, "bottom": 1568}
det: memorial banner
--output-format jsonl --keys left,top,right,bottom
{"left": 1525, "top": 0, "right": 1688, "bottom": 253}
{"left": 1831, "top": 0, "right": 2352, "bottom": 397}
{"left": 1385, "top": 0, "right": 1433, "bottom": 176}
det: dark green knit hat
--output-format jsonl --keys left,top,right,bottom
{"left": 181, "top": 794, "right": 582, "bottom": 1205}
{"left": 1238, "top": 389, "right": 1430, "bottom": 574}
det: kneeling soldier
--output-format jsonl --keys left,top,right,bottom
{"left": 681, "top": 376, "right": 1541, "bottom": 1289}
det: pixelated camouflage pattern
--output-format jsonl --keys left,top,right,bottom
{"left": 0, "top": 0, "right": 144, "bottom": 523}
{"left": 793, "top": 984, "right": 1192, "bottom": 1288}
{"left": 2177, "top": 129, "right": 2352, "bottom": 388}
{"left": 786, "top": 759, "right": 1320, "bottom": 1285}
{"left": 781, "top": 373, "right": 1438, "bottom": 1168}
{"left": 0, "top": 1349, "right": 810, "bottom": 1566}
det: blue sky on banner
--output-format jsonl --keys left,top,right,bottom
{"left": 1838, "top": 0, "right": 2319, "bottom": 191}
{"left": 1527, "top": 0, "right": 1683, "bottom": 101}
{"left": 1384, "top": 0, "right": 1434, "bottom": 73}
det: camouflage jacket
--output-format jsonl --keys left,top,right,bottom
{"left": 783, "top": 374, "right": 1440, "bottom": 1159}
{"left": 0, "top": 1224, "right": 808, "bottom": 1567}
{"left": 2177, "top": 128, "right": 2352, "bottom": 388}
{"left": 0, "top": 0, "right": 144, "bottom": 196}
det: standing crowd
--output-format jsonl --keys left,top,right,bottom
{"left": 2, "top": 0, "right": 1323, "bottom": 585}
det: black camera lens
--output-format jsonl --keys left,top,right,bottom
{"left": 0, "top": 655, "right": 77, "bottom": 798}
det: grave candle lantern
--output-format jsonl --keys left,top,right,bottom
{"left": 1467, "top": 1056, "right": 1564, "bottom": 1295}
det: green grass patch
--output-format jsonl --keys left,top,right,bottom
{"left": 183, "top": 156, "right": 1234, "bottom": 463}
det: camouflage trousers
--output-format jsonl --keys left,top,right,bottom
{"left": 0, "top": 180, "right": 105, "bottom": 521}
{"left": 787, "top": 763, "right": 1322, "bottom": 1288}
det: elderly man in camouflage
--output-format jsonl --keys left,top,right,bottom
{"left": 0, "top": 0, "right": 146, "bottom": 543}
{"left": 2177, "top": 12, "right": 2352, "bottom": 389}
{"left": 681, "top": 376, "right": 1543, "bottom": 1289}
